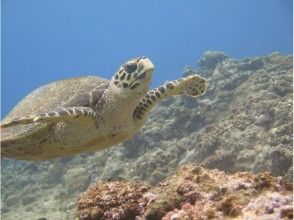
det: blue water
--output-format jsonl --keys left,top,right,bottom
{"left": 2, "top": 0, "right": 292, "bottom": 117}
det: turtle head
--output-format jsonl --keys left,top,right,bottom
{"left": 110, "top": 57, "right": 154, "bottom": 97}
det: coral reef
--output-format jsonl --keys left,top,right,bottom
{"left": 76, "top": 181, "right": 150, "bottom": 220}
{"left": 76, "top": 165, "right": 293, "bottom": 220}
{"left": 242, "top": 192, "right": 293, "bottom": 219}
{"left": 197, "top": 51, "right": 229, "bottom": 70}
{"left": 1, "top": 51, "right": 292, "bottom": 219}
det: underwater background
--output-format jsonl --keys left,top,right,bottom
{"left": 1, "top": 1, "right": 293, "bottom": 220}
{"left": 2, "top": 0, "right": 292, "bottom": 115}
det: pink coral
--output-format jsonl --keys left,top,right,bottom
{"left": 242, "top": 192, "right": 293, "bottom": 219}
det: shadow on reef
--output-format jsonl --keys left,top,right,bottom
{"left": 75, "top": 165, "right": 293, "bottom": 220}
{"left": 1, "top": 51, "right": 293, "bottom": 219}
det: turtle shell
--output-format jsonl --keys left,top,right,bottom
{"left": 1, "top": 76, "right": 109, "bottom": 142}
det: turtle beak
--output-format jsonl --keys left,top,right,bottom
{"left": 140, "top": 57, "right": 154, "bottom": 81}
{"left": 141, "top": 57, "right": 154, "bottom": 71}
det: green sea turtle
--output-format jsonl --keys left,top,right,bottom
{"left": 1, "top": 57, "right": 207, "bottom": 160}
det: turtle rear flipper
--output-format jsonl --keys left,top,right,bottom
{"left": 1, "top": 107, "right": 97, "bottom": 128}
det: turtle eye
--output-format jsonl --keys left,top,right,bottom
{"left": 137, "top": 72, "right": 146, "bottom": 80}
{"left": 124, "top": 63, "right": 137, "bottom": 73}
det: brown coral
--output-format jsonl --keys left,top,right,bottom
{"left": 76, "top": 181, "right": 150, "bottom": 220}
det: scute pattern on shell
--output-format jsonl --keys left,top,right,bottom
{"left": 1, "top": 76, "right": 109, "bottom": 140}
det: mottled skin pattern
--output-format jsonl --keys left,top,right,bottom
{"left": 1, "top": 57, "right": 207, "bottom": 160}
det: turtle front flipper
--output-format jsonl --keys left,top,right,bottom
{"left": 1, "top": 107, "right": 97, "bottom": 128}
{"left": 133, "top": 74, "right": 207, "bottom": 120}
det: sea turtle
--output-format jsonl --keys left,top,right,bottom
{"left": 1, "top": 57, "right": 207, "bottom": 160}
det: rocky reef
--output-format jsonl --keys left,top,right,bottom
{"left": 76, "top": 165, "right": 293, "bottom": 220}
{"left": 76, "top": 181, "right": 150, "bottom": 220}
{"left": 1, "top": 51, "right": 292, "bottom": 219}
